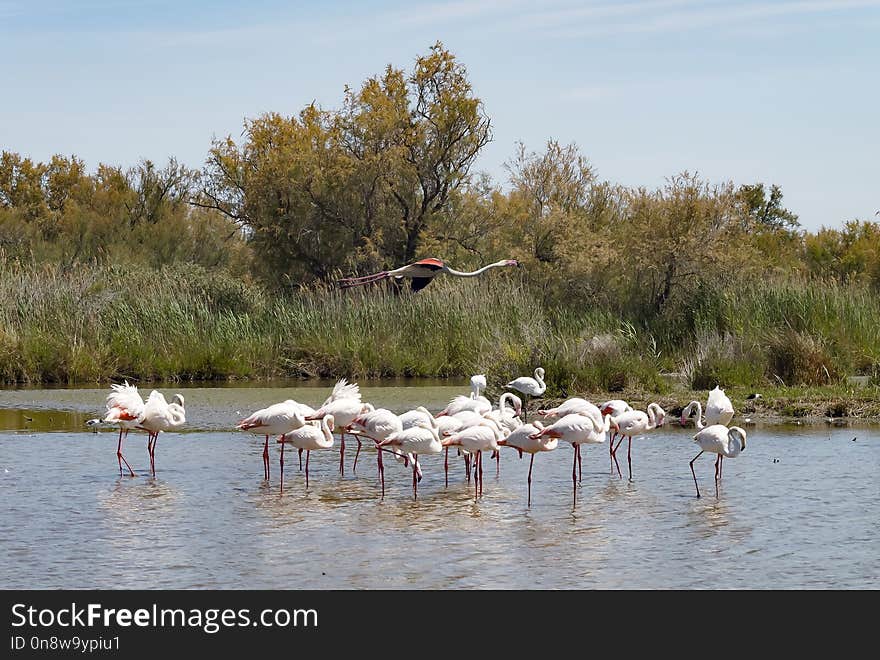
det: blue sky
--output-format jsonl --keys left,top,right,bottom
{"left": 2, "top": 0, "right": 878, "bottom": 231}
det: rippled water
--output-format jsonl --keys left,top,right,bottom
{"left": 1, "top": 383, "right": 877, "bottom": 589}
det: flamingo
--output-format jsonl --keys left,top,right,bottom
{"left": 236, "top": 400, "right": 310, "bottom": 480}
{"left": 377, "top": 418, "right": 442, "bottom": 499}
{"left": 337, "top": 258, "right": 519, "bottom": 292}
{"left": 399, "top": 406, "right": 434, "bottom": 429}
{"left": 306, "top": 380, "right": 366, "bottom": 475}
{"left": 537, "top": 397, "right": 597, "bottom": 423}
{"left": 505, "top": 367, "right": 546, "bottom": 410}
{"left": 94, "top": 382, "right": 145, "bottom": 477}
{"left": 530, "top": 413, "right": 608, "bottom": 505}
{"left": 608, "top": 403, "right": 666, "bottom": 481}
{"left": 497, "top": 421, "right": 556, "bottom": 506}
{"left": 278, "top": 415, "right": 335, "bottom": 491}
{"left": 436, "top": 394, "right": 491, "bottom": 417}
{"left": 470, "top": 374, "right": 487, "bottom": 399}
{"left": 137, "top": 391, "right": 186, "bottom": 476}
{"left": 441, "top": 421, "right": 505, "bottom": 499}
{"left": 681, "top": 387, "right": 734, "bottom": 427}
{"left": 484, "top": 392, "right": 523, "bottom": 476}
{"left": 689, "top": 425, "right": 747, "bottom": 498}
{"left": 349, "top": 407, "right": 403, "bottom": 495}
{"left": 600, "top": 399, "right": 633, "bottom": 475}
{"left": 681, "top": 388, "right": 735, "bottom": 478}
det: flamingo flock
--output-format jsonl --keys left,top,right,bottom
{"left": 88, "top": 372, "right": 748, "bottom": 502}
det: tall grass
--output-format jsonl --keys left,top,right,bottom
{"left": 1, "top": 260, "right": 878, "bottom": 390}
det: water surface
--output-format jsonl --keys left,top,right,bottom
{"left": 1, "top": 384, "right": 877, "bottom": 589}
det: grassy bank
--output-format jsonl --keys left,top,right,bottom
{"left": 0, "top": 262, "right": 878, "bottom": 405}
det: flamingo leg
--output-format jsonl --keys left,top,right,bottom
{"left": 412, "top": 453, "right": 418, "bottom": 499}
{"left": 444, "top": 447, "right": 449, "bottom": 487}
{"left": 465, "top": 454, "right": 471, "bottom": 482}
{"left": 150, "top": 433, "right": 158, "bottom": 476}
{"left": 263, "top": 435, "right": 270, "bottom": 480}
{"left": 279, "top": 440, "right": 285, "bottom": 493}
{"left": 339, "top": 432, "right": 345, "bottom": 475}
{"left": 495, "top": 449, "right": 500, "bottom": 477}
{"left": 577, "top": 444, "right": 582, "bottom": 484}
{"left": 690, "top": 450, "right": 704, "bottom": 498}
{"left": 571, "top": 445, "right": 577, "bottom": 506}
{"left": 298, "top": 448, "right": 303, "bottom": 471}
{"left": 305, "top": 450, "right": 310, "bottom": 489}
{"left": 478, "top": 451, "right": 484, "bottom": 497}
{"left": 377, "top": 444, "right": 385, "bottom": 497}
{"left": 117, "top": 429, "right": 135, "bottom": 477}
{"left": 627, "top": 437, "right": 633, "bottom": 482}
{"left": 353, "top": 437, "right": 362, "bottom": 473}
{"left": 714, "top": 454, "right": 721, "bottom": 481}
{"left": 527, "top": 453, "right": 534, "bottom": 507}
{"left": 719, "top": 455, "right": 724, "bottom": 479}
{"left": 609, "top": 432, "right": 621, "bottom": 476}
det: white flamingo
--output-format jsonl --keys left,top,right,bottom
{"left": 441, "top": 420, "right": 505, "bottom": 499}
{"left": 681, "top": 388, "right": 735, "bottom": 478}
{"left": 399, "top": 406, "right": 434, "bottom": 429}
{"left": 681, "top": 386, "right": 735, "bottom": 427}
{"left": 306, "top": 381, "right": 367, "bottom": 475}
{"left": 537, "top": 397, "right": 597, "bottom": 422}
{"left": 470, "top": 374, "right": 487, "bottom": 399}
{"left": 436, "top": 394, "right": 491, "bottom": 417}
{"left": 94, "top": 382, "right": 145, "bottom": 477}
{"left": 505, "top": 367, "right": 546, "bottom": 409}
{"left": 137, "top": 390, "right": 186, "bottom": 476}
{"left": 689, "top": 425, "right": 747, "bottom": 498}
{"left": 377, "top": 418, "right": 442, "bottom": 499}
{"left": 600, "top": 399, "right": 633, "bottom": 475}
{"left": 278, "top": 415, "right": 335, "bottom": 491}
{"left": 350, "top": 407, "right": 403, "bottom": 495}
{"left": 498, "top": 421, "right": 556, "bottom": 506}
{"left": 236, "top": 400, "right": 310, "bottom": 480}
{"left": 609, "top": 404, "right": 666, "bottom": 481}
{"left": 530, "top": 413, "right": 609, "bottom": 505}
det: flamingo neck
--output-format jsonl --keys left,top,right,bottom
{"left": 687, "top": 401, "right": 704, "bottom": 429}
{"left": 443, "top": 261, "right": 512, "bottom": 278}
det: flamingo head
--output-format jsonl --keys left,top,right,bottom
{"left": 326, "top": 415, "right": 335, "bottom": 432}
{"left": 600, "top": 404, "right": 612, "bottom": 416}
{"left": 504, "top": 259, "right": 519, "bottom": 267}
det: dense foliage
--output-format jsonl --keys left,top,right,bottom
{"left": 1, "top": 43, "right": 877, "bottom": 387}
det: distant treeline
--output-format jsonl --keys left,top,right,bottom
{"left": 0, "top": 42, "right": 878, "bottom": 386}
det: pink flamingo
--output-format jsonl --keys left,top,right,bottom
{"left": 497, "top": 421, "right": 557, "bottom": 506}
{"left": 608, "top": 403, "right": 666, "bottom": 481}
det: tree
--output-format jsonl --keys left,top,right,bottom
{"left": 198, "top": 42, "right": 492, "bottom": 288}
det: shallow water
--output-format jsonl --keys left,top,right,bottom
{"left": 1, "top": 384, "right": 877, "bottom": 589}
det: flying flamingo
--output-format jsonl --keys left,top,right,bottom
{"left": 236, "top": 400, "right": 310, "bottom": 480}
{"left": 530, "top": 412, "right": 609, "bottom": 505}
{"left": 441, "top": 421, "right": 505, "bottom": 499}
{"left": 349, "top": 407, "right": 403, "bottom": 495}
{"left": 608, "top": 403, "right": 666, "bottom": 481}
{"left": 93, "top": 382, "right": 145, "bottom": 477}
{"left": 689, "top": 425, "right": 747, "bottom": 498}
{"left": 377, "top": 418, "right": 442, "bottom": 499}
{"left": 599, "top": 399, "right": 633, "bottom": 475}
{"left": 278, "top": 415, "right": 335, "bottom": 491}
{"left": 505, "top": 367, "right": 546, "bottom": 410}
{"left": 138, "top": 391, "right": 186, "bottom": 476}
{"left": 337, "top": 258, "right": 519, "bottom": 292}
{"left": 497, "top": 421, "right": 556, "bottom": 506}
